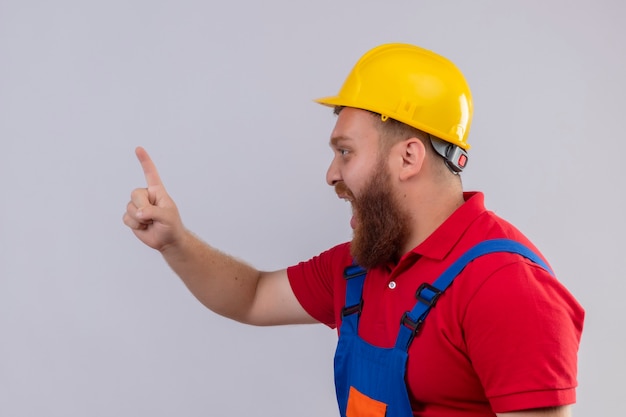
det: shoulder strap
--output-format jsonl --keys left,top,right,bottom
{"left": 339, "top": 264, "right": 367, "bottom": 335}
{"left": 394, "top": 238, "right": 553, "bottom": 350}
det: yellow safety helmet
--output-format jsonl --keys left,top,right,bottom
{"left": 315, "top": 43, "right": 473, "bottom": 151}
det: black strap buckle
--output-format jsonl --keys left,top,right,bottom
{"left": 400, "top": 312, "right": 424, "bottom": 335}
{"left": 343, "top": 264, "right": 366, "bottom": 280}
{"left": 415, "top": 283, "right": 442, "bottom": 307}
{"left": 341, "top": 300, "right": 363, "bottom": 317}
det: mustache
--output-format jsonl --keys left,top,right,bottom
{"left": 334, "top": 181, "right": 356, "bottom": 201}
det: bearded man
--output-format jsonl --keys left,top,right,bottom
{"left": 123, "top": 43, "right": 584, "bottom": 417}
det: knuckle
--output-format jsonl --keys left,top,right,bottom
{"left": 130, "top": 188, "right": 146, "bottom": 200}
{"left": 122, "top": 215, "right": 135, "bottom": 229}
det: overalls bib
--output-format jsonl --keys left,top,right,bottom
{"left": 334, "top": 239, "right": 553, "bottom": 417}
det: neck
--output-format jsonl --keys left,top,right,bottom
{"left": 401, "top": 181, "right": 465, "bottom": 254}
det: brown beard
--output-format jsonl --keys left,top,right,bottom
{"left": 335, "top": 161, "right": 411, "bottom": 269}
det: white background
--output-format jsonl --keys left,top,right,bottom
{"left": 1, "top": 1, "right": 623, "bottom": 415}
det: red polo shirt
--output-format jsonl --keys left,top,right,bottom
{"left": 287, "top": 192, "right": 584, "bottom": 416}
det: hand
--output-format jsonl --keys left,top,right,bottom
{"left": 123, "top": 147, "right": 185, "bottom": 252}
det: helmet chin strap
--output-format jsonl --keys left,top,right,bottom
{"left": 429, "top": 135, "right": 469, "bottom": 175}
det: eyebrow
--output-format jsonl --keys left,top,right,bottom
{"left": 329, "top": 135, "right": 352, "bottom": 147}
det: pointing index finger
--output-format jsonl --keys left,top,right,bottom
{"left": 135, "top": 146, "right": 163, "bottom": 187}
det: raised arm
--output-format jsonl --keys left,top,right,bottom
{"left": 123, "top": 147, "right": 316, "bottom": 326}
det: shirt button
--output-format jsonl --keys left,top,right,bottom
{"left": 388, "top": 281, "right": 397, "bottom": 289}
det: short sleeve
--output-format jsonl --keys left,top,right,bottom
{"left": 462, "top": 259, "right": 585, "bottom": 412}
{"left": 287, "top": 243, "right": 352, "bottom": 328}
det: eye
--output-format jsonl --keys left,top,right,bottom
{"left": 339, "top": 149, "right": 349, "bottom": 156}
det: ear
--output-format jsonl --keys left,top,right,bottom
{"left": 397, "top": 137, "right": 426, "bottom": 181}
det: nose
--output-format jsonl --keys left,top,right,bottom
{"left": 326, "top": 157, "right": 341, "bottom": 186}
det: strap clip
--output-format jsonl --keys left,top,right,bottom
{"left": 341, "top": 300, "right": 363, "bottom": 317}
{"left": 343, "top": 264, "right": 366, "bottom": 280}
{"left": 400, "top": 312, "right": 424, "bottom": 335}
{"left": 415, "top": 283, "right": 442, "bottom": 307}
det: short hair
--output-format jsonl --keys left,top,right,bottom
{"left": 333, "top": 106, "right": 455, "bottom": 178}
{"left": 333, "top": 105, "right": 431, "bottom": 153}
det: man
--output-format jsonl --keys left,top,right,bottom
{"left": 123, "top": 43, "right": 584, "bottom": 417}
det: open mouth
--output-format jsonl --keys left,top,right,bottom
{"left": 334, "top": 182, "right": 357, "bottom": 229}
